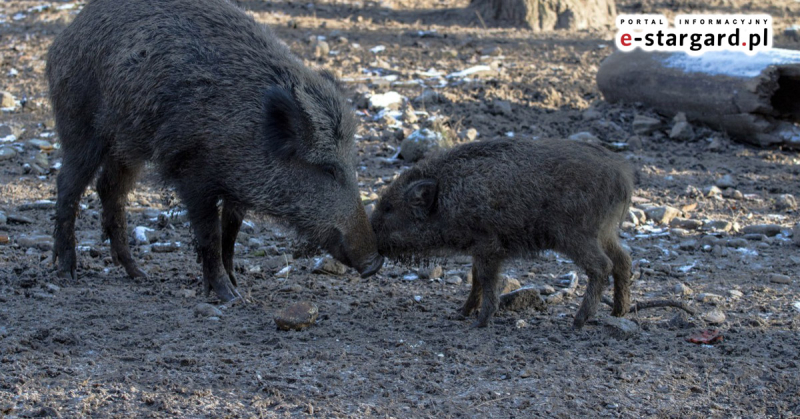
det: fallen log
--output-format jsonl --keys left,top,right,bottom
{"left": 597, "top": 48, "right": 800, "bottom": 148}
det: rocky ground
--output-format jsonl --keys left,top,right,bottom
{"left": 1, "top": 0, "right": 800, "bottom": 417}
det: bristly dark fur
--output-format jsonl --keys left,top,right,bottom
{"left": 370, "top": 138, "right": 635, "bottom": 329}
{"left": 46, "top": 0, "right": 381, "bottom": 301}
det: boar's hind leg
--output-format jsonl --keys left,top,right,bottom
{"left": 459, "top": 264, "right": 482, "bottom": 318}
{"left": 472, "top": 256, "right": 502, "bottom": 328}
{"left": 221, "top": 201, "right": 246, "bottom": 287}
{"left": 568, "top": 239, "right": 613, "bottom": 329}
{"left": 184, "top": 194, "right": 241, "bottom": 302}
{"left": 53, "top": 140, "right": 105, "bottom": 280}
{"left": 602, "top": 236, "right": 632, "bottom": 317}
{"left": 96, "top": 158, "right": 146, "bottom": 279}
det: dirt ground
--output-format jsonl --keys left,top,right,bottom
{"left": 1, "top": 0, "right": 800, "bottom": 417}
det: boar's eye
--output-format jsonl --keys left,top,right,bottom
{"left": 383, "top": 202, "right": 393, "bottom": 213}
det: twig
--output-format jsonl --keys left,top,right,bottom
{"left": 602, "top": 296, "right": 696, "bottom": 315}
{"left": 474, "top": 10, "right": 488, "bottom": 31}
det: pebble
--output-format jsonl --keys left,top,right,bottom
{"left": 313, "top": 39, "right": 330, "bottom": 58}
{"left": 632, "top": 115, "right": 663, "bottom": 135}
{"left": 703, "top": 309, "right": 726, "bottom": 324}
{"left": 670, "top": 217, "right": 702, "bottom": 230}
{"left": 17, "top": 234, "right": 53, "bottom": 251}
{"left": 602, "top": 317, "right": 640, "bottom": 340}
{"left": 669, "top": 121, "right": 695, "bottom": 141}
{"left": 369, "top": 91, "right": 404, "bottom": 110}
{"left": 498, "top": 287, "right": 546, "bottom": 312}
{"left": 696, "top": 293, "right": 723, "bottom": 304}
{"left": 1, "top": 91, "right": 16, "bottom": 109}
{"left": 312, "top": 257, "right": 347, "bottom": 275}
{"left": 0, "top": 211, "right": 6, "bottom": 225}
{"left": 418, "top": 265, "right": 443, "bottom": 280}
{"left": 501, "top": 276, "right": 521, "bottom": 294}
{"left": 151, "top": 242, "right": 178, "bottom": 253}
{"left": 715, "top": 174, "right": 737, "bottom": 189}
{"left": 629, "top": 208, "right": 646, "bottom": 224}
{"left": 18, "top": 200, "right": 56, "bottom": 211}
{"left": 645, "top": 206, "right": 681, "bottom": 225}
{"left": 0, "top": 146, "right": 17, "bottom": 160}
{"left": 0, "top": 234, "right": 8, "bottom": 245}
{"left": 45, "top": 283, "right": 60, "bottom": 293}
{"left": 726, "top": 238, "right": 748, "bottom": 248}
{"left": 568, "top": 131, "right": 600, "bottom": 143}
{"left": 132, "top": 226, "right": 156, "bottom": 245}
{"left": 490, "top": 100, "right": 513, "bottom": 116}
{"left": 26, "top": 139, "right": 53, "bottom": 151}
{"left": 704, "top": 185, "right": 723, "bottom": 197}
{"left": 275, "top": 265, "right": 292, "bottom": 278}
{"left": 769, "top": 274, "right": 792, "bottom": 284}
{"left": 274, "top": 301, "right": 319, "bottom": 331}
{"left": 743, "top": 234, "right": 767, "bottom": 241}
{"left": 722, "top": 189, "right": 743, "bottom": 200}
{"left": 704, "top": 220, "right": 732, "bottom": 232}
{"left": 459, "top": 127, "right": 479, "bottom": 142}
{"left": 775, "top": 194, "right": 797, "bottom": 210}
{"left": 445, "top": 275, "right": 462, "bottom": 285}
{"left": 194, "top": 303, "right": 223, "bottom": 318}
{"left": 400, "top": 128, "right": 445, "bottom": 162}
{"left": 401, "top": 104, "right": 418, "bottom": 124}
{"left": 174, "top": 289, "right": 196, "bottom": 298}
{"left": 413, "top": 89, "right": 443, "bottom": 105}
{"left": 673, "top": 283, "right": 693, "bottom": 296}
{"left": 6, "top": 213, "right": 33, "bottom": 224}
{"left": 727, "top": 289, "right": 743, "bottom": 299}
{"left": 742, "top": 224, "right": 782, "bottom": 237}
{"left": 536, "top": 284, "right": 556, "bottom": 295}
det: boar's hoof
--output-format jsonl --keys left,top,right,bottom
{"left": 124, "top": 266, "right": 148, "bottom": 280}
{"left": 206, "top": 276, "right": 242, "bottom": 303}
{"left": 359, "top": 255, "right": 385, "bottom": 278}
{"left": 56, "top": 267, "right": 76, "bottom": 281}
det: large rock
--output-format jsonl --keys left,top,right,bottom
{"left": 274, "top": 302, "right": 319, "bottom": 331}
{"left": 469, "top": 0, "right": 616, "bottom": 32}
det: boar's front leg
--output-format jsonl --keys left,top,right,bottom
{"left": 184, "top": 194, "right": 241, "bottom": 302}
{"left": 221, "top": 200, "right": 246, "bottom": 287}
{"left": 471, "top": 255, "right": 502, "bottom": 328}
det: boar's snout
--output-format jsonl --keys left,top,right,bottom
{"left": 323, "top": 208, "right": 384, "bottom": 278}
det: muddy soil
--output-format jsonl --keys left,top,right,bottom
{"left": 1, "top": 0, "right": 799, "bottom": 417}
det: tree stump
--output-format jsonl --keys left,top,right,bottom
{"left": 469, "top": 0, "right": 616, "bottom": 31}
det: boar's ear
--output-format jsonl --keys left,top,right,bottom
{"left": 263, "top": 86, "right": 308, "bottom": 160}
{"left": 405, "top": 179, "right": 438, "bottom": 217}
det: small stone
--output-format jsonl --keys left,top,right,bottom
{"left": 445, "top": 276, "right": 462, "bottom": 285}
{"left": 726, "top": 238, "right": 749, "bottom": 248}
{"left": 490, "top": 100, "right": 512, "bottom": 116}
{"left": 26, "top": 139, "right": 53, "bottom": 151}
{"left": 480, "top": 45, "right": 502, "bottom": 56}
{"left": 568, "top": 131, "right": 600, "bottom": 143}
{"left": 705, "top": 220, "right": 732, "bottom": 232}
{"left": 459, "top": 128, "right": 479, "bottom": 142}
{"left": 400, "top": 129, "right": 445, "bottom": 162}
{"left": 626, "top": 135, "right": 643, "bottom": 151}
{"left": 0, "top": 234, "right": 8, "bottom": 245}
{"left": 274, "top": 301, "right": 319, "bottom": 331}
{"left": 670, "top": 217, "right": 702, "bottom": 230}
{"left": 645, "top": 206, "right": 681, "bottom": 225}
{"left": 678, "top": 240, "right": 698, "bottom": 251}
{"left": 775, "top": 194, "right": 797, "bottom": 210}
{"left": 727, "top": 289, "right": 744, "bottom": 299}
{"left": 312, "top": 257, "right": 347, "bottom": 275}
{"left": 702, "top": 309, "right": 726, "bottom": 324}
{"left": 418, "top": 265, "right": 443, "bottom": 280}
{"left": 45, "top": 283, "right": 60, "bottom": 293}
{"left": 151, "top": 242, "right": 178, "bottom": 253}
{"left": 722, "top": 189, "right": 743, "bottom": 200}
{"left": 582, "top": 108, "right": 602, "bottom": 121}
{"left": 498, "top": 287, "right": 546, "bottom": 312}
{"left": 744, "top": 233, "right": 766, "bottom": 241}
{"left": 401, "top": 103, "right": 418, "bottom": 124}
{"left": 715, "top": 174, "right": 737, "bottom": 189}
{"left": 602, "top": 317, "right": 640, "bottom": 340}
{"left": 132, "top": 226, "right": 156, "bottom": 245}
{"left": 696, "top": 293, "right": 723, "bottom": 304}
{"left": 175, "top": 289, "right": 196, "bottom": 298}
{"left": 768, "top": 273, "right": 792, "bottom": 284}
{"left": 536, "top": 284, "right": 556, "bottom": 295}
{"left": 515, "top": 319, "right": 528, "bottom": 328}
{"left": 0, "top": 146, "right": 17, "bottom": 161}
{"left": 673, "top": 112, "right": 688, "bottom": 123}
{"left": 674, "top": 283, "right": 693, "bottom": 297}
{"left": 194, "top": 303, "right": 223, "bottom": 318}
{"left": 704, "top": 185, "right": 723, "bottom": 197}
{"left": 742, "top": 224, "right": 782, "bottom": 237}
{"left": 632, "top": 115, "right": 663, "bottom": 135}
{"left": 0, "top": 91, "right": 16, "bottom": 109}
{"left": 501, "top": 276, "right": 521, "bottom": 294}
{"left": 669, "top": 121, "right": 695, "bottom": 141}
{"left": 17, "top": 234, "right": 53, "bottom": 251}
{"left": 629, "top": 208, "right": 646, "bottom": 224}
{"left": 18, "top": 200, "right": 57, "bottom": 211}
{"left": 275, "top": 266, "right": 292, "bottom": 278}
{"left": 413, "top": 89, "right": 442, "bottom": 105}
{"left": 707, "top": 137, "right": 724, "bottom": 151}
{"left": 313, "top": 40, "right": 330, "bottom": 58}
{"left": 369, "top": 91, "right": 404, "bottom": 110}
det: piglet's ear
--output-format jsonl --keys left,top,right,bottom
{"left": 263, "top": 86, "right": 308, "bottom": 160}
{"left": 405, "top": 179, "right": 438, "bottom": 217}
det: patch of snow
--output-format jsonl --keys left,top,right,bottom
{"left": 663, "top": 48, "right": 800, "bottom": 78}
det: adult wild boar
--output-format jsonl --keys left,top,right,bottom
{"left": 47, "top": 0, "right": 383, "bottom": 301}
{"left": 370, "top": 138, "right": 634, "bottom": 329}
